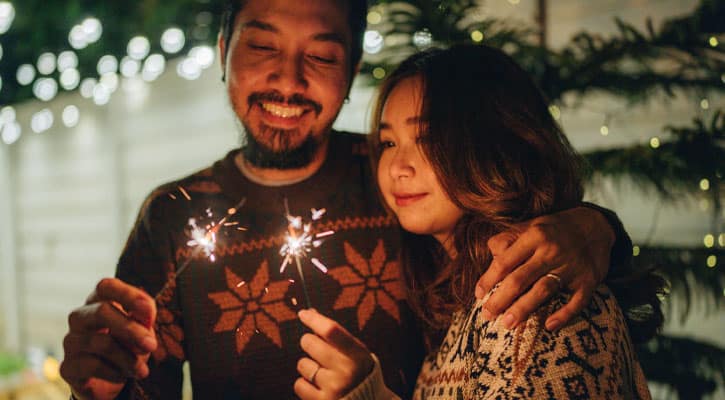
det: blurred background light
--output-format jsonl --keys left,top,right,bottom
{"left": 128, "top": 36, "right": 151, "bottom": 60}
{"left": 161, "top": 27, "right": 185, "bottom": 54}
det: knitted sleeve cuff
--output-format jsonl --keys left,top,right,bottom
{"left": 580, "top": 201, "right": 633, "bottom": 277}
{"left": 340, "top": 354, "right": 401, "bottom": 400}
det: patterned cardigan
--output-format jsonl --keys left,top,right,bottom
{"left": 344, "top": 285, "right": 651, "bottom": 400}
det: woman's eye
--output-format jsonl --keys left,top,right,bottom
{"left": 378, "top": 140, "right": 395, "bottom": 150}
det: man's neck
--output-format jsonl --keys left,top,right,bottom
{"left": 234, "top": 139, "right": 330, "bottom": 187}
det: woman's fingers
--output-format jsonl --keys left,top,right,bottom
{"left": 298, "top": 309, "right": 367, "bottom": 355}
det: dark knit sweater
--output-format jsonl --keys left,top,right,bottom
{"left": 116, "top": 131, "right": 426, "bottom": 399}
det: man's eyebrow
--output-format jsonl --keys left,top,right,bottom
{"left": 312, "top": 32, "right": 347, "bottom": 47}
{"left": 378, "top": 122, "right": 391, "bottom": 130}
{"left": 242, "top": 19, "right": 278, "bottom": 33}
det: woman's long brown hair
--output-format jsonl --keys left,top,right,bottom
{"left": 369, "top": 44, "right": 665, "bottom": 348}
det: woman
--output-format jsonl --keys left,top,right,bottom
{"left": 293, "top": 44, "right": 665, "bottom": 399}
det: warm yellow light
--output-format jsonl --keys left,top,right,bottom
{"left": 43, "top": 356, "right": 61, "bottom": 381}
{"left": 706, "top": 255, "right": 717, "bottom": 268}
{"left": 709, "top": 36, "right": 719, "bottom": 47}
{"left": 367, "top": 11, "right": 382, "bottom": 25}
{"left": 632, "top": 245, "right": 640, "bottom": 257}
{"left": 471, "top": 30, "right": 484, "bottom": 42}
{"left": 549, "top": 105, "right": 561, "bottom": 120}
{"left": 700, "top": 99, "right": 710, "bottom": 109}
{"left": 649, "top": 137, "right": 660, "bottom": 148}
{"left": 700, "top": 178, "right": 710, "bottom": 191}
{"left": 372, "top": 67, "right": 386, "bottom": 79}
{"left": 704, "top": 234, "right": 715, "bottom": 248}
{"left": 718, "top": 233, "right": 725, "bottom": 247}
{"left": 600, "top": 125, "right": 609, "bottom": 136}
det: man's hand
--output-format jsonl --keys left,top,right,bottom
{"left": 475, "top": 206, "right": 615, "bottom": 331}
{"left": 60, "top": 278, "right": 157, "bottom": 400}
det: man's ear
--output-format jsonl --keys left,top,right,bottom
{"left": 218, "top": 32, "right": 227, "bottom": 81}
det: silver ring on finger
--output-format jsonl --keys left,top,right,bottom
{"left": 543, "top": 272, "right": 562, "bottom": 290}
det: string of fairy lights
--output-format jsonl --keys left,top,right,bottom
{"left": 0, "top": 1, "right": 216, "bottom": 146}
{"left": 0, "top": 1, "right": 722, "bottom": 274}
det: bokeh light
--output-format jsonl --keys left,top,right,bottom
{"left": 1, "top": 121, "right": 21, "bottom": 145}
{"left": 60, "top": 68, "right": 81, "bottom": 91}
{"left": 31, "top": 109, "right": 54, "bottom": 133}
{"left": 80, "top": 78, "right": 98, "bottom": 99}
{"left": 97, "top": 55, "right": 119, "bottom": 75}
{"left": 17, "top": 64, "right": 36, "bottom": 86}
{"left": 62, "top": 105, "right": 80, "bottom": 128}
{"left": 190, "top": 46, "right": 215, "bottom": 69}
{"left": 161, "top": 27, "right": 186, "bottom": 54}
{"left": 128, "top": 36, "right": 151, "bottom": 60}
{"left": 57, "top": 51, "right": 79, "bottom": 72}
{"left": 142, "top": 54, "right": 166, "bottom": 81}
{"left": 0, "top": 1, "right": 15, "bottom": 34}
{"left": 37, "top": 53, "right": 57, "bottom": 75}
{"left": 121, "top": 56, "right": 141, "bottom": 78}
{"left": 363, "top": 30, "right": 384, "bottom": 54}
{"left": 33, "top": 78, "right": 58, "bottom": 102}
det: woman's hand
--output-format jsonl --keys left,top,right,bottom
{"left": 294, "top": 309, "right": 375, "bottom": 400}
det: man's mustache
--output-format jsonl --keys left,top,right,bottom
{"left": 248, "top": 91, "right": 323, "bottom": 116}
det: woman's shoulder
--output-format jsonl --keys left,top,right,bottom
{"left": 463, "top": 286, "right": 650, "bottom": 399}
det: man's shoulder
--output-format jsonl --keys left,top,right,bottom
{"left": 138, "top": 152, "right": 236, "bottom": 216}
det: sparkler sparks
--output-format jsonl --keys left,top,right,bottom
{"left": 154, "top": 191, "right": 246, "bottom": 301}
{"left": 278, "top": 200, "right": 335, "bottom": 308}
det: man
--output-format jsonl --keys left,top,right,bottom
{"left": 60, "top": 1, "right": 629, "bottom": 399}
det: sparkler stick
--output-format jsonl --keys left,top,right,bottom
{"left": 154, "top": 195, "right": 246, "bottom": 301}
{"left": 278, "top": 198, "right": 334, "bottom": 308}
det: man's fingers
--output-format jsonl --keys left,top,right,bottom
{"left": 63, "top": 332, "right": 149, "bottom": 379}
{"left": 487, "top": 231, "right": 517, "bottom": 257}
{"left": 478, "top": 233, "right": 536, "bottom": 297}
{"left": 496, "top": 273, "right": 563, "bottom": 330}
{"left": 88, "top": 278, "right": 156, "bottom": 328}
{"left": 60, "top": 353, "right": 128, "bottom": 385}
{"left": 482, "top": 254, "right": 553, "bottom": 317}
{"left": 545, "top": 286, "right": 593, "bottom": 331}
{"left": 68, "top": 302, "right": 156, "bottom": 354}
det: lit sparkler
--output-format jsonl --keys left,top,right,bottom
{"left": 279, "top": 199, "right": 335, "bottom": 307}
{"left": 154, "top": 190, "right": 246, "bottom": 301}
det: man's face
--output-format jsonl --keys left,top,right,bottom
{"left": 222, "top": 0, "right": 352, "bottom": 169}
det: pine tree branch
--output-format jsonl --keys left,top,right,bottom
{"left": 637, "top": 334, "right": 725, "bottom": 399}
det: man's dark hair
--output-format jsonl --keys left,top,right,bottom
{"left": 220, "top": 0, "right": 368, "bottom": 87}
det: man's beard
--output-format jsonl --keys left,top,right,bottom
{"left": 240, "top": 123, "right": 323, "bottom": 169}
{"left": 234, "top": 90, "right": 328, "bottom": 170}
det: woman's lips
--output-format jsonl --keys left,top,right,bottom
{"left": 393, "top": 193, "right": 427, "bottom": 206}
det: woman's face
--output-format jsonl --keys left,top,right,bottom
{"left": 377, "top": 76, "right": 464, "bottom": 249}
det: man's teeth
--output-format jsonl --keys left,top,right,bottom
{"left": 261, "top": 103, "right": 304, "bottom": 118}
